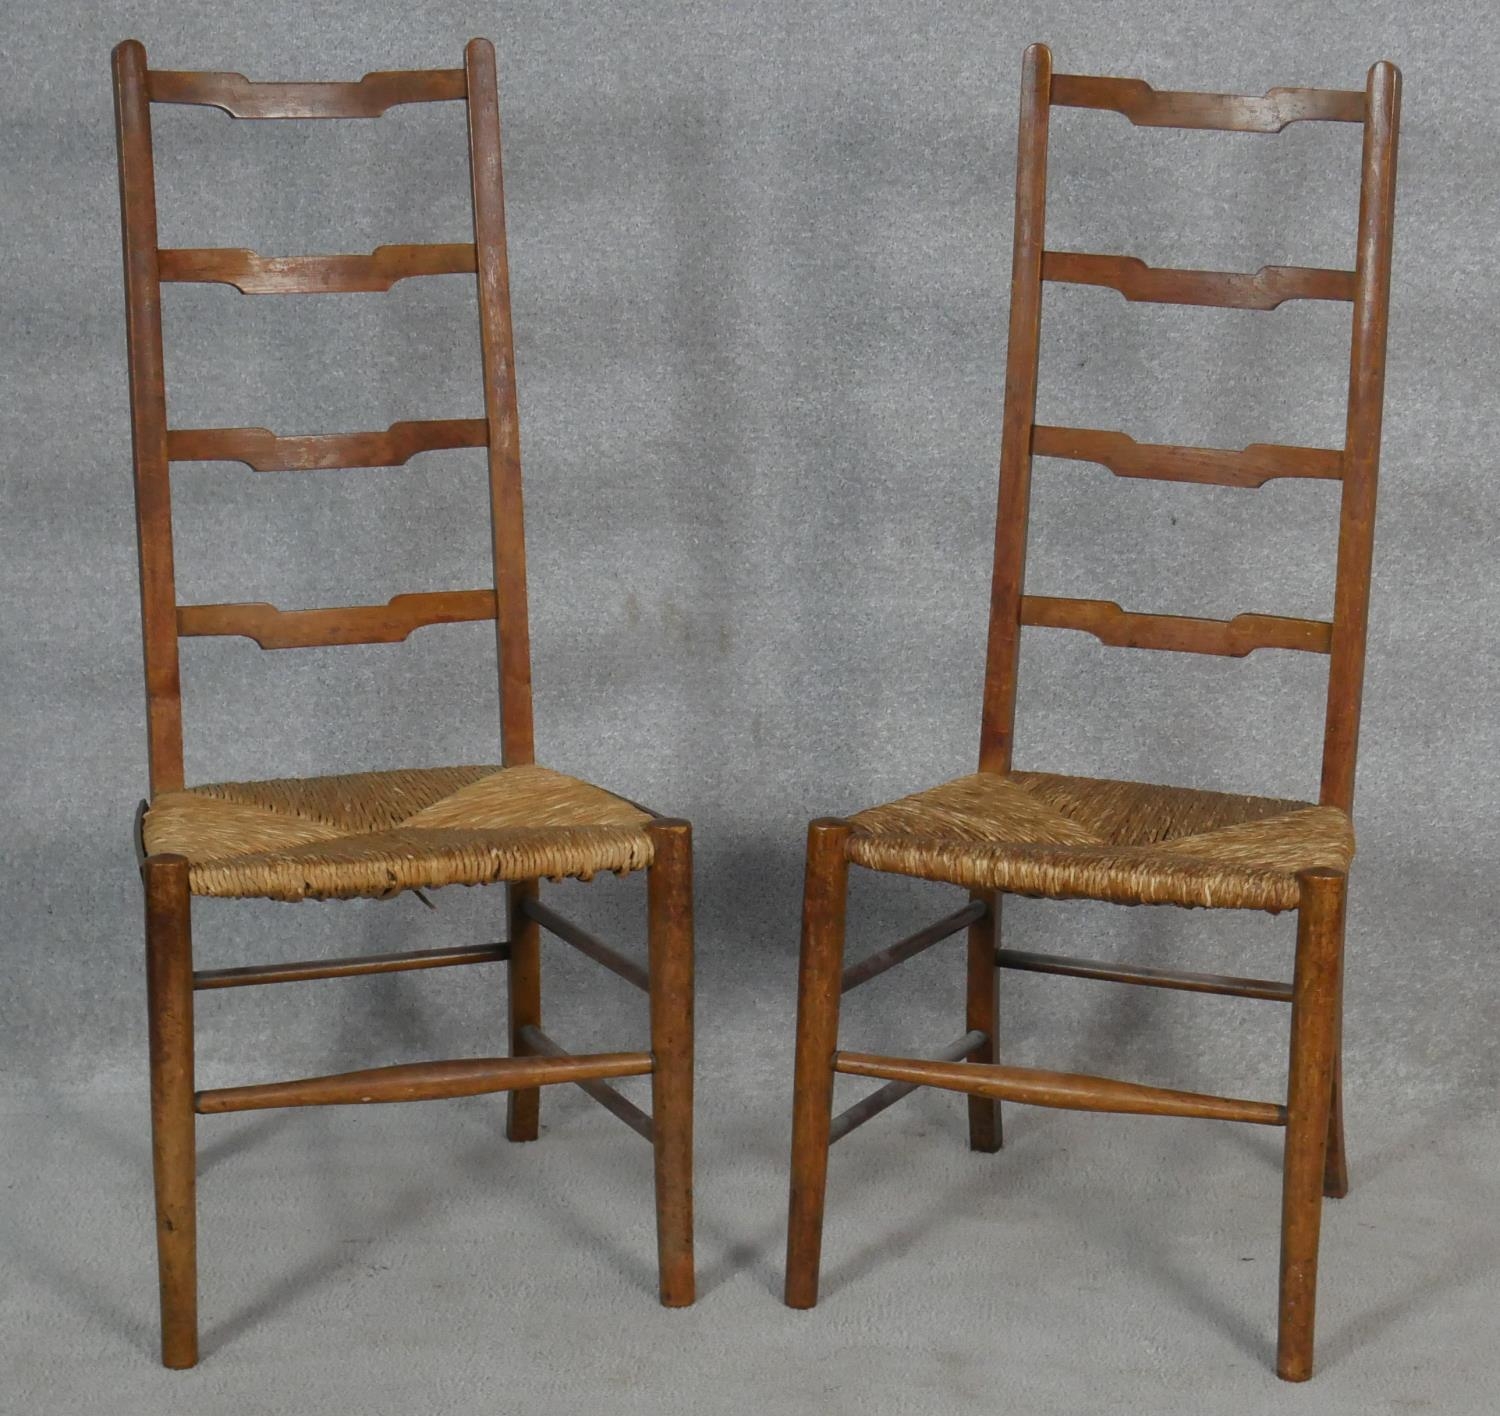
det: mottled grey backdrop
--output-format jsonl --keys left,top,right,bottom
{"left": 2, "top": 0, "right": 1495, "bottom": 1112}
{"left": 4, "top": 2, "right": 1499, "bottom": 1412}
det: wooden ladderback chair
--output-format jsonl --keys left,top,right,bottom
{"left": 114, "top": 38, "right": 694, "bottom": 1369}
{"left": 784, "top": 44, "right": 1399, "bottom": 1382}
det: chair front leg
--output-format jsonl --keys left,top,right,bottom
{"left": 646, "top": 819, "right": 695, "bottom": 1307}
{"left": 785, "top": 818, "right": 853, "bottom": 1309}
{"left": 1324, "top": 982, "right": 1350, "bottom": 1199}
{"left": 1277, "top": 867, "right": 1347, "bottom": 1382}
{"left": 505, "top": 879, "right": 542, "bottom": 1142}
{"left": 143, "top": 853, "right": 197, "bottom": 1369}
{"left": 966, "top": 890, "right": 1003, "bottom": 1153}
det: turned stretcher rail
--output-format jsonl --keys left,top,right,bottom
{"left": 193, "top": 942, "right": 510, "bottom": 990}
{"left": 829, "top": 1031, "right": 988, "bottom": 1144}
{"left": 834, "top": 1053, "right": 1286, "bottom": 1126}
{"left": 195, "top": 1051, "right": 655, "bottom": 1114}
{"left": 520, "top": 897, "right": 649, "bottom": 992}
{"left": 996, "top": 948, "right": 1293, "bottom": 1002}
{"left": 518, "top": 1025, "right": 654, "bottom": 1142}
{"left": 840, "top": 900, "right": 988, "bottom": 993}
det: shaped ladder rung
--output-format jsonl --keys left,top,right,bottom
{"left": 177, "top": 590, "right": 496, "bottom": 650}
{"left": 1042, "top": 252, "right": 1355, "bottom": 309}
{"left": 147, "top": 68, "right": 466, "bottom": 119}
{"left": 834, "top": 1053, "right": 1286, "bottom": 1126}
{"left": 156, "top": 244, "right": 477, "bottom": 294}
{"left": 1021, "top": 597, "right": 1332, "bottom": 656}
{"left": 1032, "top": 426, "right": 1342, "bottom": 488}
{"left": 167, "top": 419, "right": 489, "bottom": 471}
{"left": 1049, "top": 74, "right": 1365, "bottom": 131}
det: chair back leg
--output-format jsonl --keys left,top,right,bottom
{"left": 965, "top": 891, "right": 1003, "bottom": 1152}
{"left": 144, "top": 853, "right": 198, "bottom": 1368}
{"left": 784, "top": 819, "right": 853, "bottom": 1308}
{"left": 505, "top": 880, "right": 542, "bottom": 1142}
{"left": 646, "top": 819, "right": 696, "bottom": 1306}
{"left": 1277, "top": 867, "right": 1348, "bottom": 1381}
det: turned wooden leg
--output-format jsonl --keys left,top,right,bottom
{"left": 144, "top": 853, "right": 197, "bottom": 1370}
{"left": 1323, "top": 969, "right": 1350, "bottom": 1200}
{"left": 785, "top": 818, "right": 853, "bottom": 1309}
{"left": 966, "top": 891, "right": 1003, "bottom": 1153}
{"left": 646, "top": 819, "right": 695, "bottom": 1307}
{"left": 506, "top": 879, "right": 542, "bottom": 1142}
{"left": 1277, "top": 868, "right": 1347, "bottom": 1382}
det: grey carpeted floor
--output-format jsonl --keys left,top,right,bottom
{"left": 4, "top": 1083, "right": 1495, "bottom": 1415}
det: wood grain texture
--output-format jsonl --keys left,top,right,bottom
{"left": 1032, "top": 426, "right": 1343, "bottom": 488}
{"left": 646, "top": 819, "right": 696, "bottom": 1306}
{"left": 505, "top": 880, "right": 542, "bottom": 1142}
{"left": 193, "top": 942, "right": 508, "bottom": 990}
{"left": 195, "top": 1051, "right": 654, "bottom": 1113}
{"left": 522, "top": 896, "right": 650, "bottom": 992}
{"left": 1050, "top": 74, "right": 1364, "bottom": 131}
{"left": 1041, "top": 251, "right": 1355, "bottom": 309}
{"left": 114, "top": 40, "right": 185, "bottom": 793}
{"left": 965, "top": 892, "right": 1003, "bottom": 1152}
{"left": 166, "top": 419, "right": 488, "bottom": 471}
{"left": 518, "top": 1025, "right": 655, "bottom": 1142}
{"left": 979, "top": 41, "right": 1053, "bottom": 774}
{"left": 839, "top": 899, "right": 986, "bottom": 993}
{"left": 996, "top": 947, "right": 1293, "bottom": 1002}
{"left": 828, "top": 1031, "right": 988, "bottom": 1145}
{"left": 784, "top": 819, "right": 853, "bottom": 1309}
{"left": 1321, "top": 63, "right": 1401, "bottom": 813}
{"left": 177, "top": 590, "right": 496, "bottom": 649}
{"left": 157, "top": 244, "right": 477, "bottom": 293}
{"left": 834, "top": 1053, "right": 1287, "bottom": 1126}
{"left": 143, "top": 854, "right": 197, "bottom": 1368}
{"left": 147, "top": 67, "right": 466, "bottom": 118}
{"left": 1020, "top": 596, "right": 1333, "bottom": 656}
{"left": 465, "top": 38, "right": 536, "bottom": 765}
{"left": 1278, "top": 869, "right": 1347, "bottom": 1380}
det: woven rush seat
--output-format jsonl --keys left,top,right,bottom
{"left": 143, "top": 763, "right": 655, "bottom": 901}
{"left": 847, "top": 772, "right": 1354, "bottom": 912}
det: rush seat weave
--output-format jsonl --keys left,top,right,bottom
{"left": 144, "top": 764, "right": 655, "bottom": 901}
{"left": 847, "top": 772, "right": 1354, "bottom": 912}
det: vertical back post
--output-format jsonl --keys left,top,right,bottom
{"left": 979, "top": 42, "right": 1053, "bottom": 774}
{"left": 464, "top": 38, "right": 536, "bottom": 765}
{"left": 1320, "top": 62, "right": 1400, "bottom": 812}
{"left": 114, "top": 39, "right": 186, "bottom": 793}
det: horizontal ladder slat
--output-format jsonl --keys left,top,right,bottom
{"left": 178, "top": 589, "right": 496, "bottom": 649}
{"left": 830, "top": 1030, "right": 988, "bottom": 1144}
{"left": 834, "top": 1053, "right": 1285, "bottom": 1126}
{"left": 194, "top": 942, "right": 509, "bottom": 990}
{"left": 195, "top": 1051, "right": 654, "bottom": 1114}
{"left": 167, "top": 419, "right": 488, "bottom": 471}
{"left": 1050, "top": 74, "right": 1365, "bottom": 131}
{"left": 996, "top": 948, "right": 1293, "bottom": 1002}
{"left": 521, "top": 898, "right": 649, "bottom": 993}
{"left": 147, "top": 68, "right": 466, "bottom": 119}
{"left": 1042, "top": 252, "right": 1355, "bottom": 309}
{"left": 841, "top": 900, "right": 988, "bottom": 993}
{"left": 1021, "top": 596, "right": 1332, "bottom": 656}
{"left": 1032, "top": 426, "right": 1342, "bottom": 488}
{"left": 157, "top": 243, "right": 477, "bottom": 293}
{"left": 519, "top": 1026, "right": 654, "bottom": 1142}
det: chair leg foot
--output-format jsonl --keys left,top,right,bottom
{"left": 144, "top": 855, "right": 198, "bottom": 1369}
{"left": 966, "top": 891, "right": 1003, "bottom": 1153}
{"left": 646, "top": 820, "right": 695, "bottom": 1306}
{"left": 1277, "top": 869, "right": 1346, "bottom": 1382}
{"left": 785, "top": 820, "right": 853, "bottom": 1310}
{"left": 506, "top": 880, "right": 541, "bottom": 1143}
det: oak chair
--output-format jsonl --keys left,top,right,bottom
{"left": 784, "top": 45, "right": 1399, "bottom": 1382}
{"left": 113, "top": 38, "right": 694, "bottom": 1369}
